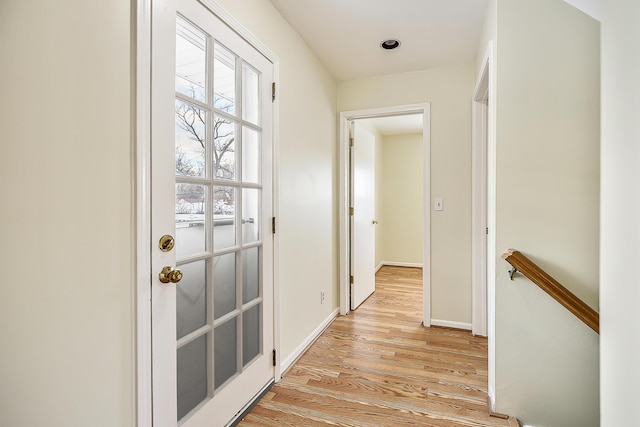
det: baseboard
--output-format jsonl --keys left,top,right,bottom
{"left": 431, "top": 319, "right": 473, "bottom": 331}
{"left": 380, "top": 261, "right": 424, "bottom": 268}
{"left": 280, "top": 308, "right": 339, "bottom": 373}
{"left": 375, "top": 262, "right": 384, "bottom": 272}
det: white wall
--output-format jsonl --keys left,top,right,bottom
{"left": 338, "top": 64, "right": 474, "bottom": 324}
{"left": 600, "top": 0, "right": 640, "bottom": 425}
{"left": 211, "top": 0, "right": 338, "bottom": 360}
{"left": 476, "top": 0, "right": 497, "bottom": 77}
{"left": 493, "top": 0, "right": 600, "bottom": 425}
{"left": 0, "top": 1, "right": 134, "bottom": 425}
{"left": 381, "top": 133, "right": 423, "bottom": 265}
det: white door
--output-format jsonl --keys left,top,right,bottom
{"left": 350, "top": 122, "right": 376, "bottom": 309}
{"left": 151, "top": 0, "right": 274, "bottom": 425}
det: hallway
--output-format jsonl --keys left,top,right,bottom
{"left": 239, "top": 266, "right": 510, "bottom": 426}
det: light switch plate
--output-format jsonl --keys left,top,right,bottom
{"left": 434, "top": 198, "right": 444, "bottom": 211}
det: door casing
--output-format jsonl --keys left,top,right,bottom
{"left": 472, "top": 41, "right": 497, "bottom": 409}
{"left": 339, "top": 104, "right": 431, "bottom": 324}
{"left": 134, "top": 0, "right": 281, "bottom": 425}
{"left": 472, "top": 67, "right": 489, "bottom": 339}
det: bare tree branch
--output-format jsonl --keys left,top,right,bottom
{"left": 175, "top": 87, "right": 238, "bottom": 208}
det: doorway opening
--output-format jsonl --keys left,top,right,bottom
{"left": 339, "top": 104, "right": 431, "bottom": 325}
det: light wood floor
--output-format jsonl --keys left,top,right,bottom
{"left": 239, "top": 266, "right": 510, "bottom": 427}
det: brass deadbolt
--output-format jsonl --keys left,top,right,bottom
{"left": 159, "top": 266, "right": 183, "bottom": 284}
{"left": 159, "top": 235, "right": 175, "bottom": 252}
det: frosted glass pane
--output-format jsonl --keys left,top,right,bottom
{"left": 242, "top": 63, "right": 260, "bottom": 124}
{"left": 242, "top": 188, "right": 260, "bottom": 244}
{"left": 214, "top": 253, "right": 236, "bottom": 320}
{"left": 175, "top": 184, "right": 206, "bottom": 259}
{"left": 177, "top": 335, "right": 208, "bottom": 421}
{"left": 242, "top": 127, "right": 260, "bottom": 184}
{"left": 176, "top": 261, "right": 207, "bottom": 340}
{"left": 214, "top": 318, "right": 237, "bottom": 389}
{"left": 214, "top": 44, "right": 235, "bottom": 114}
{"left": 242, "top": 247, "right": 259, "bottom": 304}
{"left": 213, "top": 186, "right": 235, "bottom": 250}
{"left": 176, "top": 17, "right": 206, "bottom": 102}
{"left": 175, "top": 100, "right": 206, "bottom": 177}
{"left": 243, "top": 304, "right": 261, "bottom": 366}
{"left": 213, "top": 117, "right": 236, "bottom": 180}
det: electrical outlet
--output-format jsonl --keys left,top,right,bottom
{"left": 321, "top": 290, "right": 325, "bottom": 304}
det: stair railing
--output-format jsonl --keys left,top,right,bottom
{"left": 501, "top": 249, "right": 599, "bottom": 334}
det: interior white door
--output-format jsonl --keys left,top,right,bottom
{"left": 350, "top": 122, "right": 376, "bottom": 309}
{"left": 151, "top": 0, "right": 274, "bottom": 425}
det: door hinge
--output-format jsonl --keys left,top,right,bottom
{"left": 272, "top": 82, "right": 276, "bottom": 102}
{"left": 272, "top": 349, "right": 277, "bottom": 366}
{"left": 350, "top": 275, "right": 354, "bottom": 284}
{"left": 486, "top": 227, "right": 489, "bottom": 235}
{"left": 349, "top": 137, "right": 354, "bottom": 147}
{"left": 349, "top": 207, "right": 354, "bottom": 216}
{"left": 272, "top": 217, "right": 276, "bottom": 234}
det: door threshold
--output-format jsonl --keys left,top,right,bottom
{"left": 226, "top": 379, "right": 275, "bottom": 426}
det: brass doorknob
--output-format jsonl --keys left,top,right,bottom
{"left": 159, "top": 266, "right": 183, "bottom": 284}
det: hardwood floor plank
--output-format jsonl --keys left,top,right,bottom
{"left": 238, "top": 266, "right": 509, "bottom": 427}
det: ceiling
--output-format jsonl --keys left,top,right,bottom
{"left": 563, "top": 0, "right": 601, "bottom": 20}
{"left": 268, "top": 0, "right": 489, "bottom": 81}
{"left": 266, "top": 1, "right": 600, "bottom": 134}
{"left": 360, "top": 114, "right": 423, "bottom": 136}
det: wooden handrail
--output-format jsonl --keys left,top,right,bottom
{"left": 501, "top": 249, "right": 599, "bottom": 334}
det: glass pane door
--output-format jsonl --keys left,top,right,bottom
{"left": 174, "top": 15, "right": 266, "bottom": 421}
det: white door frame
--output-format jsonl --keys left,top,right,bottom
{"left": 134, "top": 1, "right": 281, "bottom": 425}
{"left": 471, "top": 60, "right": 489, "bottom": 338}
{"left": 472, "top": 41, "right": 497, "bottom": 408}
{"left": 339, "top": 104, "right": 431, "bottom": 325}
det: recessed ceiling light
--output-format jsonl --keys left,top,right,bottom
{"left": 380, "top": 39, "right": 401, "bottom": 50}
